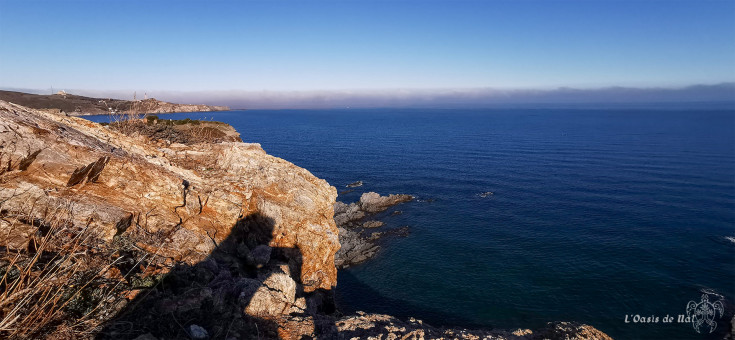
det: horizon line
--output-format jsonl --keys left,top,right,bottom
{"left": 1, "top": 82, "right": 733, "bottom": 110}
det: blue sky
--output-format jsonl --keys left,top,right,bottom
{"left": 0, "top": 0, "right": 734, "bottom": 104}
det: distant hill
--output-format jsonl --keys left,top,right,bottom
{"left": 0, "top": 90, "right": 229, "bottom": 116}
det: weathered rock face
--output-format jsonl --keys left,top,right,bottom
{"left": 241, "top": 265, "right": 298, "bottom": 318}
{"left": 0, "top": 100, "right": 338, "bottom": 291}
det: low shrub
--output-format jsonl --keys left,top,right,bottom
{"left": 145, "top": 115, "right": 159, "bottom": 125}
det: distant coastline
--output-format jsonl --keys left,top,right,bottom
{"left": 0, "top": 90, "right": 229, "bottom": 116}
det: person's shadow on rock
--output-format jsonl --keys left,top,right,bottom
{"left": 97, "top": 212, "right": 334, "bottom": 340}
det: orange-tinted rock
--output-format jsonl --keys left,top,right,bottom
{"left": 0, "top": 100, "right": 338, "bottom": 291}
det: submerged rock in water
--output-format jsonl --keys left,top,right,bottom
{"left": 362, "top": 220, "right": 384, "bottom": 229}
{"left": 346, "top": 180, "right": 363, "bottom": 188}
{"left": 338, "top": 189, "right": 355, "bottom": 195}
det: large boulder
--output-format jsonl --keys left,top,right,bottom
{"left": 241, "top": 266, "right": 298, "bottom": 318}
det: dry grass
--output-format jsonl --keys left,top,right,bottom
{"left": 0, "top": 205, "right": 131, "bottom": 339}
{"left": 108, "top": 117, "right": 230, "bottom": 145}
{"left": 190, "top": 124, "right": 219, "bottom": 142}
{"left": 107, "top": 96, "right": 144, "bottom": 136}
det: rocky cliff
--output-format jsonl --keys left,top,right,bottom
{"left": 0, "top": 101, "right": 612, "bottom": 339}
{"left": 0, "top": 100, "right": 338, "bottom": 338}
{"left": 0, "top": 99, "right": 336, "bottom": 290}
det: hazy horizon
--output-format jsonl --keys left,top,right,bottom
{"left": 2, "top": 0, "right": 735, "bottom": 108}
{"left": 2, "top": 83, "right": 734, "bottom": 110}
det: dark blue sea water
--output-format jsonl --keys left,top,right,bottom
{"left": 87, "top": 108, "right": 735, "bottom": 339}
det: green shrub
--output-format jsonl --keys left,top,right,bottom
{"left": 145, "top": 115, "right": 159, "bottom": 125}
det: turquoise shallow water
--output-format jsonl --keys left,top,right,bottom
{"left": 87, "top": 108, "right": 735, "bottom": 339}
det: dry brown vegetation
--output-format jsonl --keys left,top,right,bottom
{"left": 0, "top": 204, "right": 118, "bottom": 339}
{"left": 0, "top": 198, "right": 176, "bottom": 339}
{"left": 106, "top": 114, "right": 240, "bottom": 145}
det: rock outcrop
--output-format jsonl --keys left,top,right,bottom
{"left": 328, "top": 312, "right": 613, "bottom": 340}
{"left": 0, "top": 100, "right": 341, "bottom": 340}
{"left": 0, "top": 100, "right": 337, "bottom": 290}
{"left": 334, "top": 192, "right": 413, "bottom": 268}
{"left": 132, "top": 98, "right": 230, "bottom": 115}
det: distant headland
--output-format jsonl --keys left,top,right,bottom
{"left": 0, "top": 90, "right": 229, "bottom": 116}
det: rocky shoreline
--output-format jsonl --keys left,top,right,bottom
{"left": 334, "top": 192, "right": 413, "bottom": 268}
{"left": 0, "top": 100, "right": 614, "bottom": 339}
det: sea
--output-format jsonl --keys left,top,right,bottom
{"left": 86, "top": 106, "right": 735, "bottom": 339}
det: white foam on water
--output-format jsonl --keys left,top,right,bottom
{"left": 699, "top": 287, "right": 725, "bottom": 300}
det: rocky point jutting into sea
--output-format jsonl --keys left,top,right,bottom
{"left": 0, "top": 90, "right": 229, "bottom": 116}
{"left": 0, "top": 100, "right": 613, "bottom": 339}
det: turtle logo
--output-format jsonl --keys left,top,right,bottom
{"left": 686, "top": 294, "right": 724, "bottom": 333}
